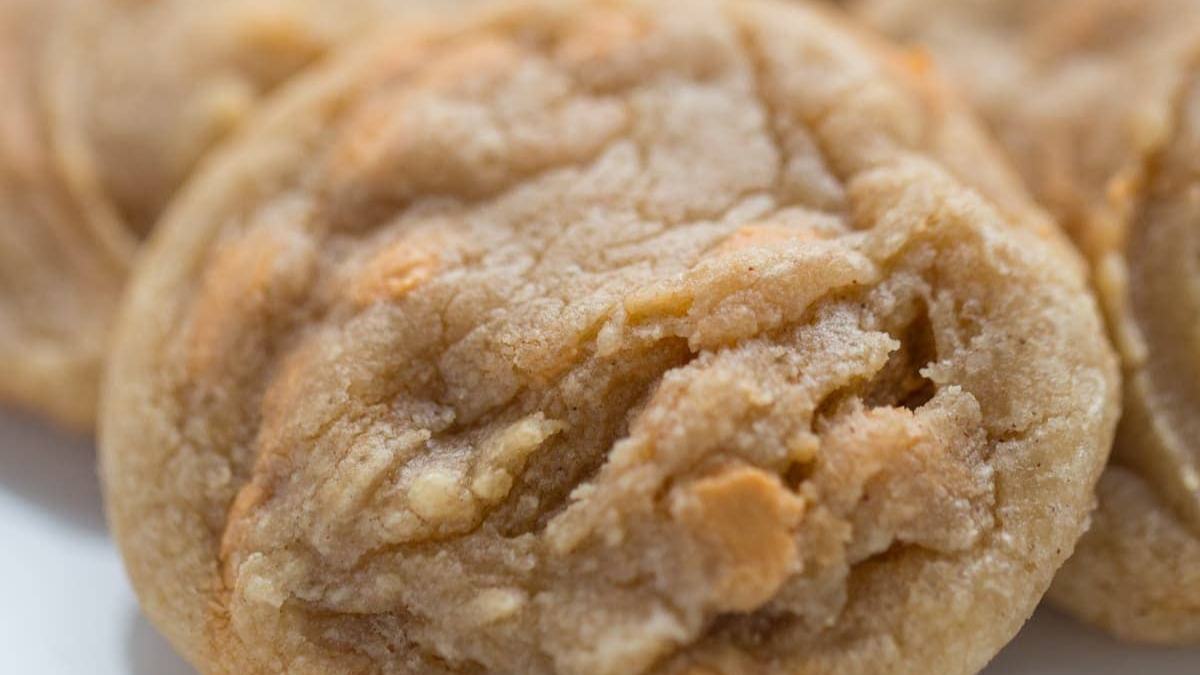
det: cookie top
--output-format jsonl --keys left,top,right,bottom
{"left": 0, "top": 0, "right": 125, "bottom": 428}
{"left": 850, "top": 0, "right": 1200, "bottom": 643}
{"left": 100, "top": 1, "right": 1118, "bottom": 674}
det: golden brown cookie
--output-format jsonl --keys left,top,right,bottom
{"left": 100, "top": 1, "right": 1119, "bottom": 674}
{"left": 848, "top": 0, "right": 1200, "bottom": 644}
{"left": 0, "top": 0, "right": 449, "bottom": 429}
{"left": 0, "top": 0, "right": 125, "bottom": 429}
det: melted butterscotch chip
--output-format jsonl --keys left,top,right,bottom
{"left": 349, "top": 237, "right": 443, "bottom": 308}
{"left": 100, "top": 1, "right": 1118, "bottom": 674}
{"left": 849, "top": 0, "right": 1200, "bottom": 644}
{"left": 670, "top": 467, "right": 806, "bottom": 612}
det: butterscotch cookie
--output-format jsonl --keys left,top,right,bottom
{"left": 0, "top": 0, "right": 125, "bottom": 429}
{"left": 0, "top": 0, "right": 446, "bottom": 428}
{"left": 100, "top": 1, "right": 1119, "bottom": 674}
{"left": 848, "top": 0, "right": 1200, "bottom": 644}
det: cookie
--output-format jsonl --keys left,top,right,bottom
{"left": 848, "top": 0, "right": 1200, "bottom": 643}
{"left": 44, "top": 0, "right": 457, "bottom": 245}
{"left": 99, "top": 1, "right": 1119, "bottom": 674}
{"left": 0, "top": 0, "right": 125, "bottom": 429}
{"left": 0, "top": 0, "right": 446, "bottom": 428}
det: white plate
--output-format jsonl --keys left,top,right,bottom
{"left": 2, "top": 407, "right": 1197, "bottom": 675}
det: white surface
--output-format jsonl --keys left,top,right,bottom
{"left": 1, "top": 406, "right": 1198, "bottom": 675}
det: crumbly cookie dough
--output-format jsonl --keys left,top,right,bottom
{"left": 848, "top": 0, "right": 1200, "bottom": 643}
{"left": 0, "top": 0, "right": 124, "bottom": 429}
{"left": 100, "top": 1, "right": 1119, "bottom": 674}
{"left": 0, "top": 0, "right": 446, "bottom": 428}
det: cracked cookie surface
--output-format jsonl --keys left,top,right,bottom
{"left": 100, "top": 1, "right": 1119, "bottom": 673}
{"left": 849, "top": 0, "right": 1200, "bottom": 644}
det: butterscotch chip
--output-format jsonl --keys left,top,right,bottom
{"left": 849, "top": 0, "right": 1200, "bottom": 644}
{"left": 669, "top": 467, "right": 806, "bottom": 613}
{"left": 100, "top": 1, "right": 1118, "bottom": 674}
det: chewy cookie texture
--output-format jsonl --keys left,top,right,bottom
{"left": 849, "top": 0, "right": 1200, "bottom": 644}
{"left": 100, "top": 1, "right": 1118, "bottom": 674}
{"left": 0, "top": 0, "right": 444, "bottom": 429}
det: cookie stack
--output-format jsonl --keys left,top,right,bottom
{"left": 0, "top": 0, "right": 1194, "bottom": 673}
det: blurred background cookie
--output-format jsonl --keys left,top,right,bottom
{"left": 846, "top": 0, "right": 1200, "bottom": 644}
{"left": 44, "top": 0, "right": 451, "bottom": 245}
{"left": 100, "top": 1, "right": 1118, "bottom": 674}
{"left": 0, "top": 0, "right": 460, "bottom": 429}
{"left": 0, "top": 0, "right": 124, "bottom": 429}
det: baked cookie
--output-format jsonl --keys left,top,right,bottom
{"left": 100, "top": 1, "right": 1119, "bottom": 674}
{"left": 0, "top": 0, "right": 448, "bottom": 428}
{"left": 848, "top": 0, "right": 1200, "bottom": 644}
{"left": 0, "top": 0, "right": 125, "bottom": 429}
